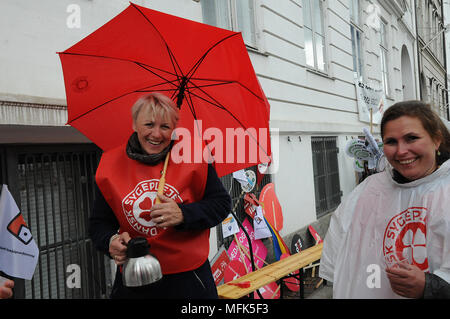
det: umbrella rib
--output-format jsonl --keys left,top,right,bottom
{"left": 59, "top": 51, "right": 180, "bottom": 79}
{"left": 185, "top": 32, "right": 241, "bottom": 80}
{"left": 130, "top": 3, "right": 185, "bottom": 82}
{"left": 187, "top": 81, "right": 233, "bottom": 90}
{"left": 184, "top": 88, "right": 270, "bottom": 158}
{"left": 68, "top": 83, "right": 176, "bottom": 124}
{"left": 134, "top": 62, "right": 180, "bottom": 89}
{"left": 188, "top": 77, "right": 265, "bottom": 102}
{"left": 185, "top": 83, "right": 245, "bottom": 126}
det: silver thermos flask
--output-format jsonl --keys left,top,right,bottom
{"left": 122, "top": 237, "right": 163, "bottom": 287}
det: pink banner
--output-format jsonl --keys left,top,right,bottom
{"left": 227, "top": 219, "right": 267, "bottom": 271}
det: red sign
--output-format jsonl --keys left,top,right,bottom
{"left": 259, "top": 183, "right": 283, "bottom": 231}
{"left": 211, "top": 249, "right": 230, "bottom": 285}
{"left": 308, "top": 225, "right": 323, "bottom": 244}
{"left": 224, "top": 260, "right": 247, "bottom": 283}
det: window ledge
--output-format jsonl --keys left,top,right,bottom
{"left": 246, "top": 45, "right": 269, "bottom": 57}
{"left": 306, "top": 67, "right": 335, "bottom": 81}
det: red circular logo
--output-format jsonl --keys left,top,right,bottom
{"left": 383, "top": 207, "right": 428, "bottom": 271}
{"left": 122, "top": 179, "right": 182, "bottom": 237}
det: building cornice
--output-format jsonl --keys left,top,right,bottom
{"left": 378, "top": 0, "right": 406, "bottom": 18}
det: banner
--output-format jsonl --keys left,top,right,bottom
{"left": 227, "top": 219, "right": 267, "bottom": 271}
{"left": 253, "top": 206, "right": 272, "bottom": 240}
{"left": 221, "top": 213, "right": 239, "bottom": 238}
{"left": 355, "top": 79, "right": 385, "bottom": 124}
{"left": 0, "top": 185, "right": 39, "bottom": 280}
{"left": 210, "top": 246, "right": 230, "bottom": 286}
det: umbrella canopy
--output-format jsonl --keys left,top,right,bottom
{"left": 58, "top": 3, "right": 271, "bottom": 177}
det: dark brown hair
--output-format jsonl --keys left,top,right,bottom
{"left": 380, "top": 100, "right": 450, "bottom": 164}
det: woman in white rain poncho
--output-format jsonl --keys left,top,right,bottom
{"left": 320, "top": 101, "right": 450, "bottom": 299}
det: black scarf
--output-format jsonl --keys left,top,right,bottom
{"left": 126, "top": 132, "right": 173, "bottom": 165}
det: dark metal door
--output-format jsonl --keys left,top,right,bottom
{"left": 0, "top": 144, "right": 112, "bottom": 299}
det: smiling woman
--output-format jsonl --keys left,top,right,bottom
{"left": 320, "top": 100, "right": 450, "bottom": 299}
{"left": 381, "top": 100, "right": 450, "bottom": 182}
{"left": 89, "top": 92, "right": 231, "bottom": 299}
{"left": 131, "top": 93, "right": 179, "bottom": 156}
{"left": 382, "top": 116, "right": 441, "bottom": 181}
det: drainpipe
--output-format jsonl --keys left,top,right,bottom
{"left": 441, "top": 1, "right": 450, "bottom": 120}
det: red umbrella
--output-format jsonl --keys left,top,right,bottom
{"left": 58, "top": 3, "right": 271, "bottom": 177}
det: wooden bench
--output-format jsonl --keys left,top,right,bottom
{"left": 217, "top": 242, "right": 323, "bottom": 299}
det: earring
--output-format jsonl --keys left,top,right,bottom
{"left": 437, "top": 150, "right": 441, "bottom": 156}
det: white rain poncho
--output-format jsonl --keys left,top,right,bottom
{"left": 320, "top": 160, "right": 450, "bottom": 298}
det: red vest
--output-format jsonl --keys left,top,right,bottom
{"left": 96, "top": 145, "right": 209, "bottom": 274}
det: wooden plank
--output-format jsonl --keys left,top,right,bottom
{"left": 217, "top": 243, "right": 323, "bottom": 299}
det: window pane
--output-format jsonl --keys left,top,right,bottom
{"left": 304, "top": 28, "right": 315, "bottom": 67}
{"left": 303, "top": 0, "right": 312, "bottom": 28}
{"left": 351, "top": 26, "right": 357, "bottom": 72}
{"left": 201, "top": 0, "right": 231, "bottom": 30}
{"left": 381, "top": 50, "right": 389, "bottom": 95}
{"left": 313, "top": 0, "right": 323, "bottom": 35}
{"left": 356, "top": 30, "right": 363, "bottom": 75}
{"left": 303, "top": 0, "right": 327, "bottom": 71}
{"left": 236, "top": 0, "right": 256, "bottom": 47}
{"left": 315, "top": 34, "right": 325, "bottom": 71}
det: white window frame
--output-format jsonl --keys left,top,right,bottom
{"left": 379, "top": 19, "right": 390, "bottom": 97}
{"left": 201, "top": 0, "right": 259, "bottom": 49}
{"left": 350, "top": 0, "right": 363, "bottom": 79}
{"left": 303, "top": 0, "right": 328, "bottom": 73}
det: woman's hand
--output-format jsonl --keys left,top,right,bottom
{"left": 109, "top": 232, "right": 131, "bottom": 265}
{"left": 150, "top": 194, "right": 184, "bottom": 228}
{"left": 386, "top": 261, "right": 425, "bottom": 298}
{"left": 0, "top": 279, "right": 14, "bottom": 299}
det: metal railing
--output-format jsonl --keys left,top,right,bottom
{"left": 311, "top": 136, "right": 342, "bottom": 218}
{"left": 2, "top": 145, "right": 113, "bottom": 299}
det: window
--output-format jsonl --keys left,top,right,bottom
{"left": 311, "top": 137, "right": 341, "bottom": 218}
{"left": 201, "top": 0, "right": 257, "bottom": 48}
{"left": 379, "top": 20, "right": 390, "bottom": 96}
{"left": 441, "top": 88, "right": 446, "bottom": 118}
{"left": 417, "top": 0, "right": 423, "bottom": 37}
{"left": 438, "top": 23, "right": 447, "bottom": 65}
{"left": 303, "top": 0, "right": 327, "bottom": 72}
{"left": 436, "top": 85, "right": 440, "bottom": 112}
{"left": 425, "top": 1, "right": 431, "bottom": 42}
{"left": 350, "top": 0, "right": 363, "bottom": 78}
{"left": 432, "top": 11, "right": 437, "bottom": 54}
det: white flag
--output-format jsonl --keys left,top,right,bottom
{"left": 0, "top": 185, "right": 39, "bottom": 280}
{"left": 253, "top": 206, "right": 272, "bottom": 240}
{"left": 221, "top": 213, "right": 240, "bottom": 238}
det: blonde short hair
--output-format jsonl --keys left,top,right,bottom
{"left": 131, "top": 92, "right": 179, "bottom": 126}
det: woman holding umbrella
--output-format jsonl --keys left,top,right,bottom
{"left": 320, "top": 100, "right": 450, "bottom": 298}
{"left": 89, "top": 92, "right": 231, "bottom": 299}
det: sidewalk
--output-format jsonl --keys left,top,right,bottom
{"left": 307, "top": 283, "right": 332, "bottom": 299}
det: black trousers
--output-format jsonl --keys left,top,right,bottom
{"left": 110, "top": 259, "right": 218, "bottom": 299}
